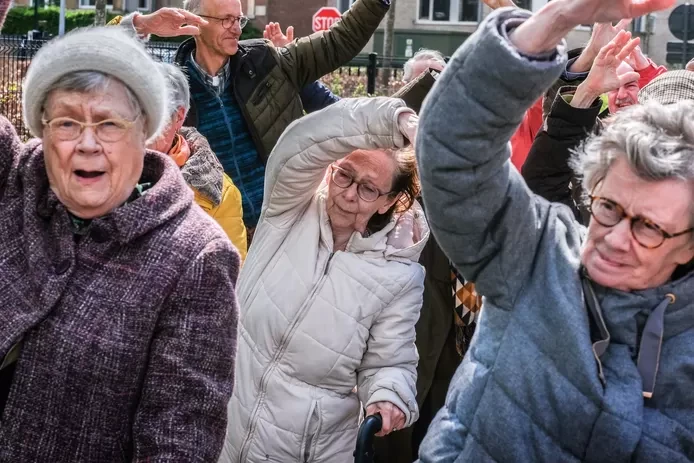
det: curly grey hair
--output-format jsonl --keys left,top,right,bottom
{"left": 403, "top": 49, "right": 446, "bottom": 82}
{"left": 571, "top": 100, "right": 694, "bottom": 224}
{"left": 156, "top": 62, "right": 190, "bottom": 118}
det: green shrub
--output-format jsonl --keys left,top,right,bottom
{"left": 3, "top": 6, "right": 263, "bottom": 41}
{"left": 2, "top": 6, "right": 119, "bottom": 35}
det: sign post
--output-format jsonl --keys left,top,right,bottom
{"left": 668, "top": 4, "right": 694, "bottom": 66}
{"left": 312, "top": 7, "right": 342, "bottom": 33}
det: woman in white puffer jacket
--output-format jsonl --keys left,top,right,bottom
{"left": 219, "top": 97, "right": 428, "bottom": 463}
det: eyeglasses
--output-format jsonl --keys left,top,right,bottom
{"left": 42, "top": 116, "right": 140, "bottom": 143}
{"left": 198, "top": 14, "right": 248, "bottom": 30}
{"left": 330, "top": 164, "right": 392, "bottom": 202}
{"left": 589, "top": 195, "right": 693, "bottom": 249}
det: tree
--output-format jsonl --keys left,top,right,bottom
{"left": 94, "top": 0, "right": 106, "bottom": 26}
{"left": 381, "top": 0, "right": 396, "bottom": 87}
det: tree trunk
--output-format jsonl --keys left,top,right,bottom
{"left": 380, "top": 0, "right": 396, "bottom": 89}
{"left": 94, "top": 0, "right": 107, "bottom": 26}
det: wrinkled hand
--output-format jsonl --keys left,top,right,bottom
{"left": 482, "top": 0, "right": 516, "bottom": 10}
{"left": 558, "top": 0, "right": 674, "bottom": 26}
{"left": 624, "top": 45, "right": 651, "bottom": 71}
{"left": 583, "top": 30, "right": 640, "bottom": 96}
{"left": 397, "top": 111, "right": 418, "bottom": 145}
{"left": 134, "top": 7, "right": 207, "bottom": 37}
{"left": 366, "top": 402, "right": 406, "bottom": 437}
{"left": 263, "top": 22, "right": 294, "bottom": 47}
{"left": 585, "top": 20, "right": 631, "bottom": 56}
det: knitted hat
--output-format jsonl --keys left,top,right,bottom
{"left": 23, "top": 26, "right": 168, "bottom": 142}
{"left": 638, "top": 70, "right": 694, "bottom": 105}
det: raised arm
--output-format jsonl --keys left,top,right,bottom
{"left": 278, "top": 0, "right": 390, "bottom": 89}
{"left": 416, "top": 7, "right": 567, "bottom": 307}
{"left": 261, "top": 97, "right": 412, "bottom": 228}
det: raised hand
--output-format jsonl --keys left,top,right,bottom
{"left": 510, "top": 0, "right": 673, "bottom": 56}
{"left": 397, "top": 111, "right": 418, "bottom": 145}
{"left": 560, "top": 0, "right": 674, "bottom": 26}
{"left": 623, "top": 45, "right": 651, "bottom": 71}
{"left": 587, "top": 20, "right": 631, "bottom": 56}
{"left": 584, "top": 31, "right": 640, "bottom": 95}
{"left": 263, "top": 22, "right": 294, "bottom": 48}
{"left": 365, "top": 401, "right": 406, "bottom": 436}
{"left": 482, "top": 0, "right": 517, "bottom": 10}
{"left": 133, "top": 8, "right": 208, "bottom": 37}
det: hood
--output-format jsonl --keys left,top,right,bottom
{"left": 179, "top": 126, "right": 224, "bottom": 206}
{"left": 317, "top": 188, "right": 430, "bottom": 264}
{"left": 589, "top": 270, "right": 694, "bottom": 346}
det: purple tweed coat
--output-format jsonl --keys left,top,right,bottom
{"left": 0, "top": 117, "right": 240, "bottom": 461}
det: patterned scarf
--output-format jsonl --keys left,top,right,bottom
{"left": 452, "top": 265, "right": 482, "bottom": 358}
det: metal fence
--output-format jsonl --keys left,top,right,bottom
{"left": 0, "top": 34, "right": 406, "bottom": 140}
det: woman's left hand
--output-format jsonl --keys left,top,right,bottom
{"left": 366, "top": 401, "right": 406, "bottom": 436}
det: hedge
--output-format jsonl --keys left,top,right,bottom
{"left": 3, "top": 6, "right": 119, "bottom": 35}
{"left": 2, "top": 6, "right": 263, "bottom": 41}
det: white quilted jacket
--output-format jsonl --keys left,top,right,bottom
{"left": 219, "top": 98, "right": 429, "bottom": 463}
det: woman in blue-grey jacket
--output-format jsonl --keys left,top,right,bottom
{"left": 415, "top": 0, "right": 694, "bottom": 461}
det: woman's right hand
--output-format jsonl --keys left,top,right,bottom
{"left": 133, "top": 8, "right": 208, "bottom": 37}
{"left": 398, "top": 111, "right": 418, "bottom": 145}
{"left": 366, "top": 401, "right": 406, "bottom": 436}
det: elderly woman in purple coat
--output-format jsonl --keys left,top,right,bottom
{"left": 0, "top": 14, "right": 239, "bottom": 462}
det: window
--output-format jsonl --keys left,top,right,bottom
{"left": 339, "top": 0, "right": 356, "bottom": 13}
{"left": 418, "top": 0, "right": 479, "bottom": 23}
{"left": 137, "top": 0, "right": 150, "bottom": 10}
{"left": 79, "top": 0, "right": 113, "bottom": 8}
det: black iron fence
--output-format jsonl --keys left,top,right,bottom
{"left": 0, "top": 34, "right": 406, "bottom": 140}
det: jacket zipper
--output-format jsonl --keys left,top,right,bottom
{"left": 240, "top": 252, "right": 335, "bottom": 461}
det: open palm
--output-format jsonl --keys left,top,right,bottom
{"left": 584, "top": 30, "right": 640, "bottom": 95}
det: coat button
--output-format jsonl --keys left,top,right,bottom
{"left": 54, "top": 260, "right": 71, "bottom": 275}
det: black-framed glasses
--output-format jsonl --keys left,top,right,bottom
{"left": 41, "top": 115, "right": 140, "bottom": 143}
{"left": 589, "top": 195, "right": 693, "bottom": 249}
{"left": 198, "top": 14, "right": 248, "bottom": 30}
{"left": 330, "top": 164, "right": 392, "bottom": 202}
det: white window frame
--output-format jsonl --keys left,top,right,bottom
{"left": 415, "top": 0, "right": 480, "bottom": 26}
{"left": 78, "top": 0, "right": 114, "bottom": 9}
{"left": 137, "top": 0, "right": 151, "bottom": 12}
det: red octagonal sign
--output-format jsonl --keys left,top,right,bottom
{"left": 312, "top": 7, "right": 342, "bottom": 33}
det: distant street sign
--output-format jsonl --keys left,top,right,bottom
{"left": 666, "top": 41, "right": 694, "bottom": 64}
{"left": 668, "top": 4, "right": 694, "bottom": 41}
{"left": 312, "top": 7, "right": 341, "bottom": 33}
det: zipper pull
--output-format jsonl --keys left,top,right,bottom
{"left": 324, "top": 252, "right": 335, "bottom": 275}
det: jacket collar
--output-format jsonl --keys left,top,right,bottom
{"left": 31, "top": 146, "right": 193, "bottom": 244}
{"left": 175, "top": 37, "right": 251, "bottom": 72}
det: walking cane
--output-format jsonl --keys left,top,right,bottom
{"left": 353, "top": 413, "right": 382, "bottom": 463}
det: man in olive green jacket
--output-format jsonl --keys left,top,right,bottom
{"left": 122, "top": 0, "right": 389, "bottom": 234}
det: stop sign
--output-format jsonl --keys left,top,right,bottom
{"left": 312, "top": 7, "right": 341, "bottom": 33}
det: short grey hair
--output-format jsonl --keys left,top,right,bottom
{"left": 571, "top": 100, "right": 694, "bottom": 223}
{"left": 43, "top": 71, "right": 143, "bottom": 118}
{"left": 157, "top": 62, "right": 190, "bottom": 118}
{"left": 183, "top": 0, "right": 202, "bottom": 14}
{"left": 403, "top": 49, "right": 446, "bottom": 82}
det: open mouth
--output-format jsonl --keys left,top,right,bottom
{"left": 74, "top": 170, "right": 105, "bottom": 179}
